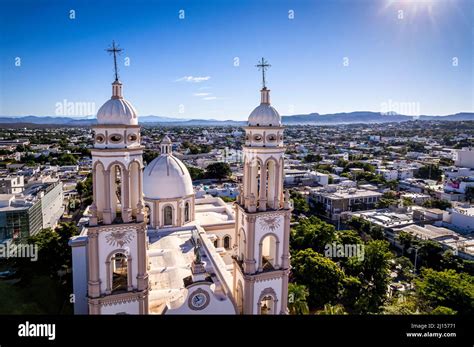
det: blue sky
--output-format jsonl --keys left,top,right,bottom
{"left": 0, "top": 0, "right": 472, "bottom": 119}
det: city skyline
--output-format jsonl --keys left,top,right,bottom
{"left": 0, "top": 0, "right": 472, "bottom": 119}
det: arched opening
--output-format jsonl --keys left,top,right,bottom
{"left": 223, "top": 235, "right": 231, "bottom": 250}
{"left": 236, "top": 281, "right": 244, "bottom": 314}
{"left": 163, "top": 205, "right": 173, "bottom": 226}
{"left": 94, "top": 162, "right": 105, "bottom": 220}
{"left": 145, "top": 205, "right": 151, "bottom": 226}
{"left": 266, "top": 159, "right": 277, "bottom": 209}
{"left": 259, "top": 295, "right": 276, "bottom": 315}
{"left": 129, "top": 161, "right": 140, "bottom": 218}
{"left": 238, "top": 228, "right": 246, "bottom": 261}
{"left": 184, "top": 202, "right": 190, "bottom": 222}
{"left": 111, "top": 252, "right": 128, "bottom": 293}
{"left": 260, "top": 234, "right": 278, "bottom": 271}
{"left": 109, "top": 163, "right": 126, "bottom": 222}
{"left": 213, "top": 238, "right": 219, "bottom": 248}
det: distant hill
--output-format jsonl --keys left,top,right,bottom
{"left": 0, "top": 112, "right": 472, "bottom": 127}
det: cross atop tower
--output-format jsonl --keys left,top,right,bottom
{"left": 106, "top": 41, "right": 123, "bottom": 81}
{"left": 255, "top": 57, "right": 271, "bottom": 89}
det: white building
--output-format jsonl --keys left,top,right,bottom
{"left": 0, "top": 175, "right": 24, "bottom": 194}
{"left": 454, "top": 147, "right": 474, "bottom": 169}
{"left": 70, "top": 63, "right": 291, "bottom": 315}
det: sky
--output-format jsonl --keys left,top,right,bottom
{"left": 0, "top": 0, "right": 472, "bottom": 120}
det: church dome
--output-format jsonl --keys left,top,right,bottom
{"left": 248, "top": 88, "right": 281, "bottom": 127}
{"left": 96, "top": 80, "right": 138, "bottom": 125}
{"left": 143, "top": 155, "right": 194, "bottom": 200}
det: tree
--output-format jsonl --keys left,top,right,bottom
{"left": 56, "top": 153, "right": 78, "bottom": 166}
{"left": 187, "top": 166, "right": 205, "bottom": 180}
{"left": 397, "top": 231, "right": 414, "bottom": 256}
{"left": 465, "top": 186, "right": 474, "bottom": 203}
{"left": 291, "top": 249, "right": 345, "bottom": 309}
{"left": 304, "top": 154, "right": 322, "bottom": 163}
{"left": 316, "top": 304, "right": 347, "bottom": 315}
{"left": 291, "top": 191, "right": 310, "bottom": 216}
{"left": 288, "top": 283, "right": 310, "bottom": 315}
{"left": 143, "top": 150, "right": 159, "bottom": 165}
{"left": 415, "top": 165, "right": 442, "bottom": 181}
{"left": 430, "top": 306, "right": 457, "bottom": 315}
{"left": 27, "top": 222, "right": 79, "bottom": 277}
{"left": 415, "top": 268, "right": 474, "bottom": 314}
{"left": 422, "top": 199, "right": 452, "bottom": 210}
{"left": 205, "top": 162, "right": 231, "bottom": 181}
{"left": 343, "top": 240, "right": 393, "bottom": 313}
{"left": 291, "top": 216, "right": 336, "bottom": 253}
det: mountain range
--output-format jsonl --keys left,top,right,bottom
{"left": 0, "top": 112, "right": 473, "bottom": 127}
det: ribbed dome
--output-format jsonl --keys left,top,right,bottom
{"left": 96, "top": 80, "right": 138, "bottom": 125}
{"left": 143, "top": 155, "right": 194, "bottom": 200}
{"left": 248, "top": 104, "right": 281, "bottom": 127}
{"left": 247, "top": 88, "right": 281, "bottom": 127}
{"left": 97, "top": 98, "right": 138, "bottom": 125}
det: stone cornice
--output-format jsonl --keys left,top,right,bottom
{"left": 89, "top": 290, "right": 148, "bottom": 307}
{"left": 87, "top": 222, "right": 146, "bottom": 235}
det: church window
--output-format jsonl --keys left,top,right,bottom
{"left": 253, "top": 134, "right": 262, "bottom": 142}
{"left": 111, "top": 252, "right": 128, "bottom": 293}
{"left": 223, "top": 235, "right": 231, "bottom": 250}
{"left": 95, "top": 134, "right": 105, "bottom": 143}
{"left": 110, "top": 134, "right": 123, "bottom": 143}
{"left": 164, "top": 206, "right": 173, "bottom": 226}
{"left": 127, "top": 133, "right": 138, "bottom": 142}
{"left": 184, "top": 202, "right": 190, "bottom": 222}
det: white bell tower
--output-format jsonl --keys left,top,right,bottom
{"left": 233, "top": 58, "right": 292, "bottom": 315}
{"left": 86, "top": 42, "right": 148, "bottom": 314}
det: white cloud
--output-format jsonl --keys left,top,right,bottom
{"left": 202, "top": 96, "right": 217, "bottom": 100}
{"left": 193, "top": 93, "right": 211, "bottom": 97}
{"left": 176, "top": 76, "right": 211, "bottom": 83}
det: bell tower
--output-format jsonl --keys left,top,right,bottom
{"left": 233, "top": 58, "right": 292, "bottom": 315}
{"left": 86, "top": 41, "right": 148, "bottom": 314}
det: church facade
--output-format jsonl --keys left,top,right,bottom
{"left": 70, "top": 59, "right": 292, "bottom": 315}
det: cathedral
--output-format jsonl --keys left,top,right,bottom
{"left": 69, "top": 55, "right": 292, "bottom": 315}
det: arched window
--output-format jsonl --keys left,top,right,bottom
{"left": 145, "top": 205, "right": 151, "bottom": 226}
{"left": 260, "top": 234, "right": 278, "bottom": 271}
{"left": 259, "top": 295, "right": 275, "bottom": 315}
{"left": 223, "top": 235, "right": 231, "bottom": 250}
{"left": 111, "top": 252, "right": 128, "bottom": 293}
{"left": 184, "top": 202, "right": 190, "bottom": 222}
{"left": 213, "top": 238, "right": 219, "bottom": 248}
{"left": 164, "top": 206, "right": 173, "bottom": 226}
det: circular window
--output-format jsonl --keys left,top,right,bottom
{"left": 267, "top": 134, "right": 276, "bottom": 142}
{"left": 110, "top": 134, "right": 123, "bottom": 143}
{"left": 253, "top": 134, "right": 263, "bottom": 142}
{"left": 279, "top": 135, "right": 283, "bottom": 141}
{"left": 128, "top": 133, "right": 138, "bottom": 142}
{"left": 95, "top": 134, "right": 105, "bottom": 143}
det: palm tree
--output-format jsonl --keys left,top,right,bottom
{"left": 288, "top": 283, "right": 310, "bottom": 315}
{"left": 317, "top": 304, "right": 347, "bottom": 315}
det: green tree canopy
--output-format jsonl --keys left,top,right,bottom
{"left": 205, "top": 162, "right": 231, "bottom": 180}
{"left": 291, "top": 248, "right": 345, "bottom": 309}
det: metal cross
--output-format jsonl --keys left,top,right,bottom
{"left": 106, "top": 41, "right": 123, "bottom": 81}
{"left": 256, "top": 57, "right": 271, "bottom": 89}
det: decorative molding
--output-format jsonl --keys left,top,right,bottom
{"left": 258, "top": 214, "right": 281, "bottom": 232}
{"left": 105, "top": 229, "right": 135, "bottom": 247}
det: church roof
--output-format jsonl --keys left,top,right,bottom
{"left": 143, "top": 154, "right": 194, "bottom": 200}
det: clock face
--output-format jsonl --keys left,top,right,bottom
{"left": 192, "top": 293, "right": 207, "bottom": 308}
{"left": 188, "top": 290, "right": 210, "bottom": 310}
